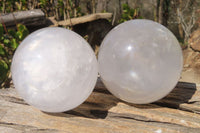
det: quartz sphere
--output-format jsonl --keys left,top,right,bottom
{"left": 11, "top": 27, "right": 98, "bottom": 112}
{"left": 98, "top": 19, "right": 183, "bottom": 104}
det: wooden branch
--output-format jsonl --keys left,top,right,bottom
{"left": 0, "top": 9, "right": 46, "bottom": 27}
{"left": 0, "top": 78, "right": 200, "bottom": 132}
{"left": 189, "top": 8, "right": 196, "bottom": 33}
{"left": 177, "top": 8, "right": 189, "bottom": 39}
{"left": 56, "top": 13, "right": 112, "bottom": 26}
{"left": 176, "top": 0, "right": 197, "bottom": 42}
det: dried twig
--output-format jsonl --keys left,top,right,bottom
{"left": 112, "top": 9, "right": 116, "bottom": 26}
{"left": 0, "top": 14, "right": 8, "bottom": 35}
{"left": 2, "top": 0, "right": 6, "bottom": 13}
{"left": 66, "top": 0, "right": 73, "bottom": 29}
{"left": 11, "top": 13, "right": 19, "bottom": 31}
{"left": 63, "top": 0, "right": 67, "bottom": 22}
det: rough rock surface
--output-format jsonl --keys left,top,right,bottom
{"left": 180, "top": 48, "right": 200, "bottom": 84}
{"left": 0, "top": 79, "right": 200, "bottom": 133}
{"left": 189, "top": 29, "right": 200, "bottom": 52}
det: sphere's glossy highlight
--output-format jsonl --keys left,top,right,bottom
{"left": 98, "top": 19, "right": 183, "bottom": 104}
{"left": 11, "top": 27, "right": 98, "bottom": 112}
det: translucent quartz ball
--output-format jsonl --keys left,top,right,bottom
{"left": 11, "top": 27, "right": 98, "bottom": 112}
{"left": 98, "top": 19, "right": 183, "bottom": 104}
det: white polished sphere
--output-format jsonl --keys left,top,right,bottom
{"left": 98, "top": 19, "right": 183, "bottom": 104}
{"left": 11, "top": 27, "right": 98, "bottom": 112}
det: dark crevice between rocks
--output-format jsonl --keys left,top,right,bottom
{"left": 90, "top": 110, "right": 108, "bottom": 119}
{"left": 64, "top": 110, "right": 93, "bottom": 118}
{"left": 152, "top": 82, "right": 197, "bottom": 112}
{"left": 93, "top": 88, "right": 111, "bottom": 95}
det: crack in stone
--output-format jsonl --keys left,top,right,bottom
{"left": 0, "top": 122, "right": 59, "bottom": 132}
{"left": 0, "top": 95, "right": 28, "bottom": 105}
{"left": 111, "top": 115, "right": 200, "bottom": 130}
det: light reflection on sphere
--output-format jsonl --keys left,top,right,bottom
{"left": 98, "top": 19, "right": 183, "bottom": 104}
{"left": 11, "top": 27, "right": 98, "bottom": 112}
